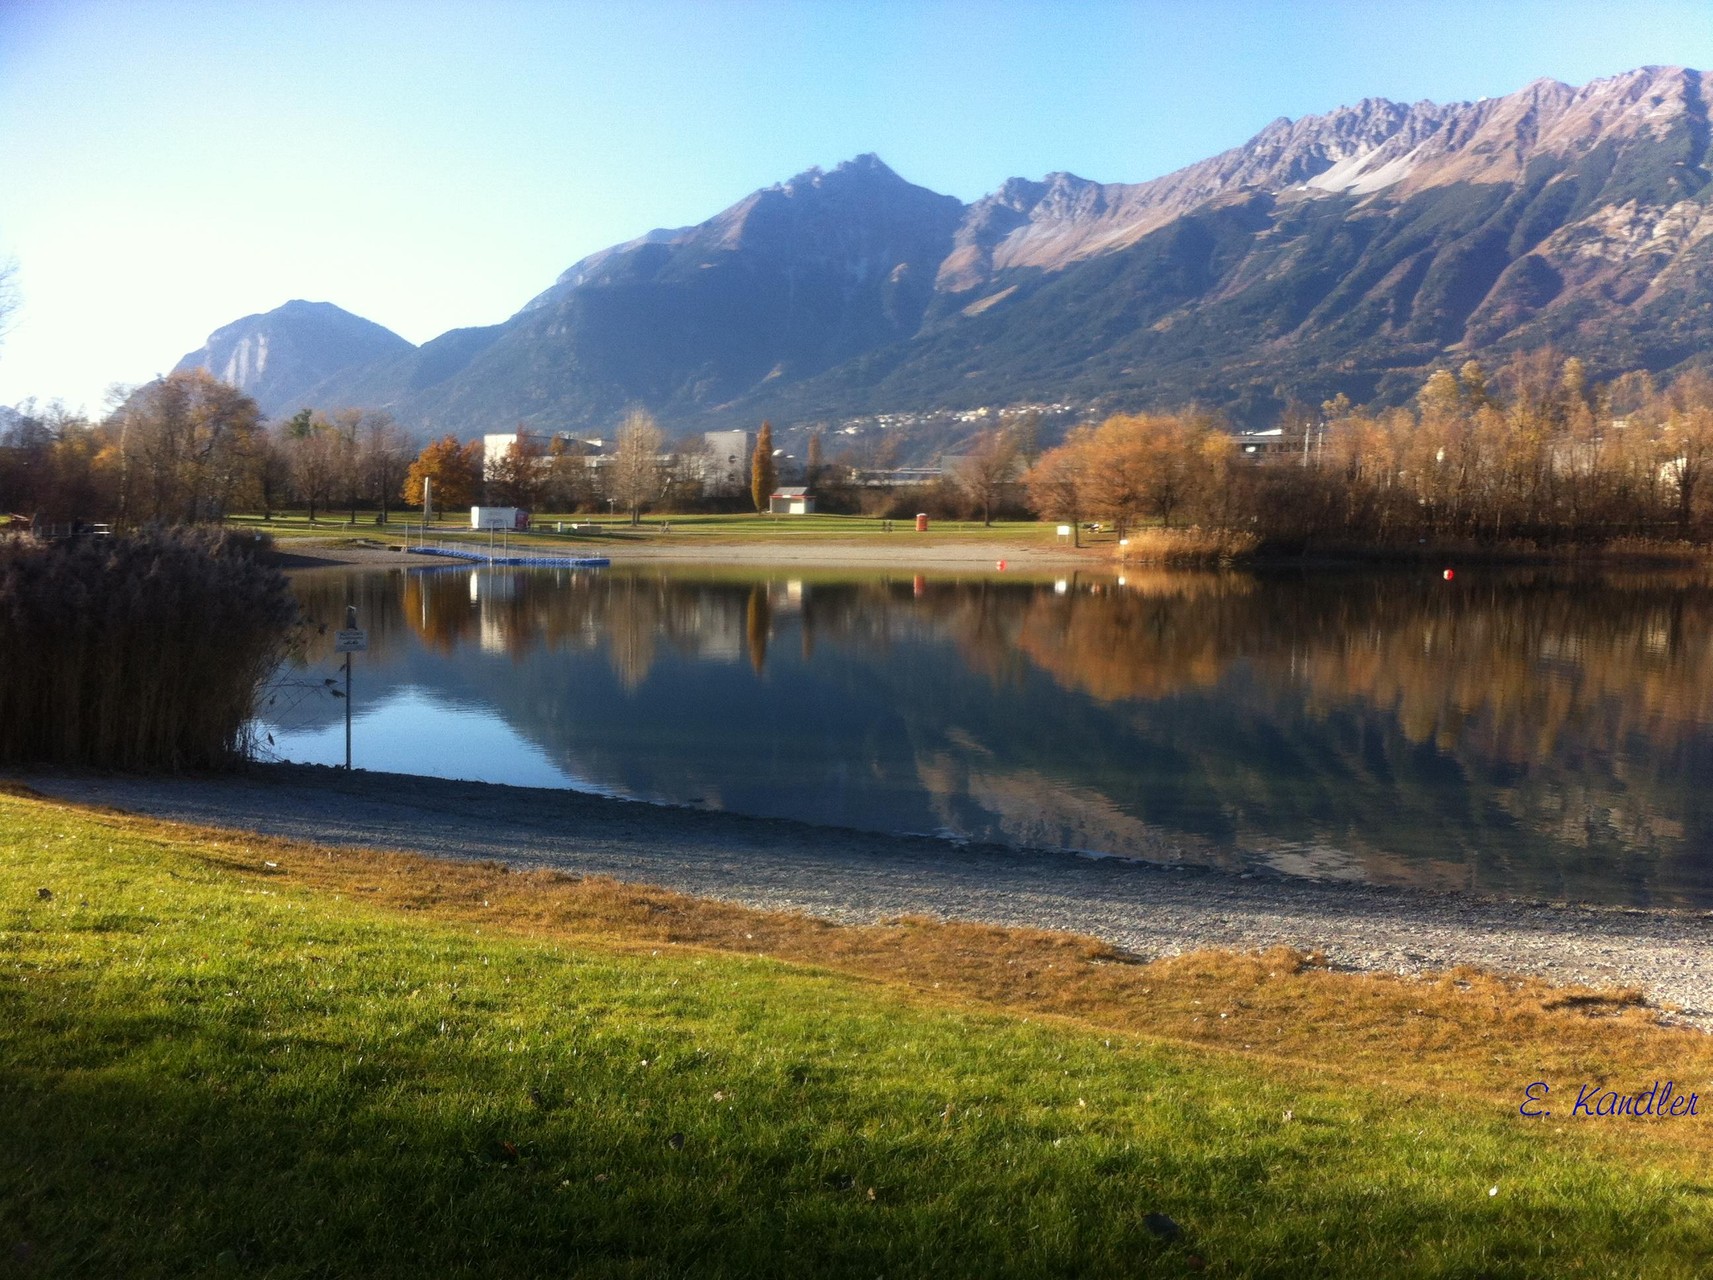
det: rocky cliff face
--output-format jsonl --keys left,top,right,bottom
{"left": 796, "top": 64, "right": 1713, "bottom": 426}
{"left": 173, "top": 300, "right": 414, "bottom": 413}
{"left": 297, "top": 154, "right": 966, "bottom": 432}
{"left": 935, "top": 67, "right": 1711, "bottom": 295}
{"left": 184, "top": 66, "right": 1713, "bottom": 436}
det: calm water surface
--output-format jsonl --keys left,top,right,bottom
{"left": 259, "top": 564, "right": 1713, "bottom": 907}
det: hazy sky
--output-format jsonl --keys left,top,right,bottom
{"left": 4, "top": 0, "right": 1713, "bottom": 412}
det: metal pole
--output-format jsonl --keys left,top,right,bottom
{"left": 344, "top": 604, "right": 356, "bottom": 770}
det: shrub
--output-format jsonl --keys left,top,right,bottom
{"left": 0, "top": 529, "right": 299, "bottom": 770}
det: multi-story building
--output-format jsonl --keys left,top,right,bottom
{"left": 481, "top": 429, "right": 606, "bottom": 472}
{"left": 702, "top": 430, "right": 754, "bottom": 496}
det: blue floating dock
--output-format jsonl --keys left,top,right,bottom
{"left": 408, "top": 546, "right": 611, "bottom": 569}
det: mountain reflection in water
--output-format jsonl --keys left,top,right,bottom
{"left": 264, "top": 564, "right": 1713, "bottom": 907}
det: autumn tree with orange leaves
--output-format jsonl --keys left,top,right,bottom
{"left": 1028, "top": 411, "right": 1227, "bottom": 536}
{"left": 1020, "top": 354, "right": 1713, "bottom": 548}
{"left": 403, "top": 435, "right": 483, "bottom": 518}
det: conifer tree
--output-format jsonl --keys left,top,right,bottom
{"left": 751, "top": 421, "right": 776, "bottom": 512}
{"left": 806, "top": 430, "right": 824, "bottom": 492}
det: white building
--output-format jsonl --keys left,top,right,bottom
{"left": 702, "top": 429, "right": 754, "bottom": 495}
{"left": 482, "top": 429, "right": 605, "bottom": 472}
{"left": 769, "top": 486, "right": 814, "bottom": 515}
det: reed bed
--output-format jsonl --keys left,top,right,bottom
{"left": 1113, "top": 525, "right": 1261, "bottom": 567}
{"left": 0, "top": 528, "right": 298, "bottom": 769}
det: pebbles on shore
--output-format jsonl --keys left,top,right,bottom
{"left": 21, "top": 764, "right": 1713, "bottom": 1028}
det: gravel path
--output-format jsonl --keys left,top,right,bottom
{"left": 20, "top": 763, "right": 1713, "bottom": 1027}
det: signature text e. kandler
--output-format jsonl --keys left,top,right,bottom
{"left": 1520, "top": 1080, "right": 1701, "bottom": 1119}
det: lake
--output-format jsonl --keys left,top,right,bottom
{"left": 260, "top": 562, "right": 1713, "bottom": 908}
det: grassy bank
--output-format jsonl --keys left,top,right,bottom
{"left": 232, "top": 511, "right": 1069, "bottom": 549}
{"left": 5, "top": 787, "right": 1713, "bottom": 1277}
{"left": 229, "top": 512, "right": 1713, "bottom": 572}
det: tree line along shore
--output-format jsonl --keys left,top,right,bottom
{"left": 7, "top": 350, "right": 1713, "bottom": 557}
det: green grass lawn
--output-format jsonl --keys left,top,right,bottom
{"left": 4, "top": 790, "right": 1708, "bottom": 1277}
{"left": 231, "top": 510, "right": 1085, "bottom": 548}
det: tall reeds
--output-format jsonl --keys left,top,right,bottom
{"left": 1112, "top": 526, "right": 1261, "bottom": 567}
{"left": 0, "top": 529, "right": 299, "bottom": 770}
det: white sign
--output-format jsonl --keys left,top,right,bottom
{"left": 334, "top": 629, "right": 369, "bottom": 653}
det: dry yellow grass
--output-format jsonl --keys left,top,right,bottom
{"left": 1112, "top": 526, "right": 1261, "bottom": 566}
{"left": 19, "top": 782, "right": 1713, "bottom": 1174}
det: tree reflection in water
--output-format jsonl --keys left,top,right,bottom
{"left": 278, "top": 565, "right": 1713, "bottom": 906}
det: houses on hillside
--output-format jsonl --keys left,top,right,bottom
{"left": 481, "top": 427, "right": 764, "bottom": 499}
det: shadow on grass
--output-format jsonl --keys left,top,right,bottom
{"left": 1, "top": 954, "right": 1702, "bottom": 1280}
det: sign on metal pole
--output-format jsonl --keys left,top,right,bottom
{"left": 338, "top": 605, "right": 363, "bottom": 771}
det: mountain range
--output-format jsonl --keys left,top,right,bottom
{"left": 176, "top": 65, "right": 1713, "bottom": 446}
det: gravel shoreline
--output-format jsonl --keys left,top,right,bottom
{"left": 19, "top": 763, "right": 1713, "bottom": 1028}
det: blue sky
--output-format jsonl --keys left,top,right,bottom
{"left": 3, "top": 0, "right": 1713, "bottom": 412}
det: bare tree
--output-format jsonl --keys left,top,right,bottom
{"left": 665, "top": 435, "right": 710, "bottom": 509}
{"left": 953, "top": 427, "right": 1020, "bottom": 526}
{"left": 1663, "top": 371, "right": 1713, "bottom": 537}
{"left": 329, "top": 409, "right": 366, "bottom": 523}
{"left": 113, "top": 369, "right": 262, "bottom": 524}
{"left": 0, "top": 258, "right": 16, "bottom": 350}
{"left": 1008, "top": 410, "right": 1042, "bottom": 468}
{"left": 359, "top": 411, "right": 411, "bottom": 524}
{"left": 0, "top": 398, "right": 115, "bottom": 521}
{"left": 284, "top": 409, "right": 338, "bottom": 522}
{"left": 611, "top": 409, "right": 664, "bottom": 525}
{"left": 1024, "top": 430, "right": 1090, "bottom": 547}
{"left": 543, "top": 435, "right": 597, "bottom": 512}
{"left": 484, "top": 428, "right": 544, "bottom": 510}
{"left": 244, "top": 420, "right": 293, "bottom": 521}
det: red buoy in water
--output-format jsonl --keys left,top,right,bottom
{"left": 1443, "top": 568, "right": 1455, "bottom": 581}
{"left": 997, "top": 559, "right": 1007, "bottom": 571}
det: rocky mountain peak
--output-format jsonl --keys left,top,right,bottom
{"left": 940, "top": 66, "right": 1713, "bottom": 292}
{"left": 834, "top": 152, "right": 898, "bottom": 177}
{"left": 776, "top": 152, "right": 907, "bottom": 196}
{"left": 173, "top": 300, "right": 413, "bottom": 415}
{"left": 183, "top": 64, "right": 1713, "bottom": 443}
